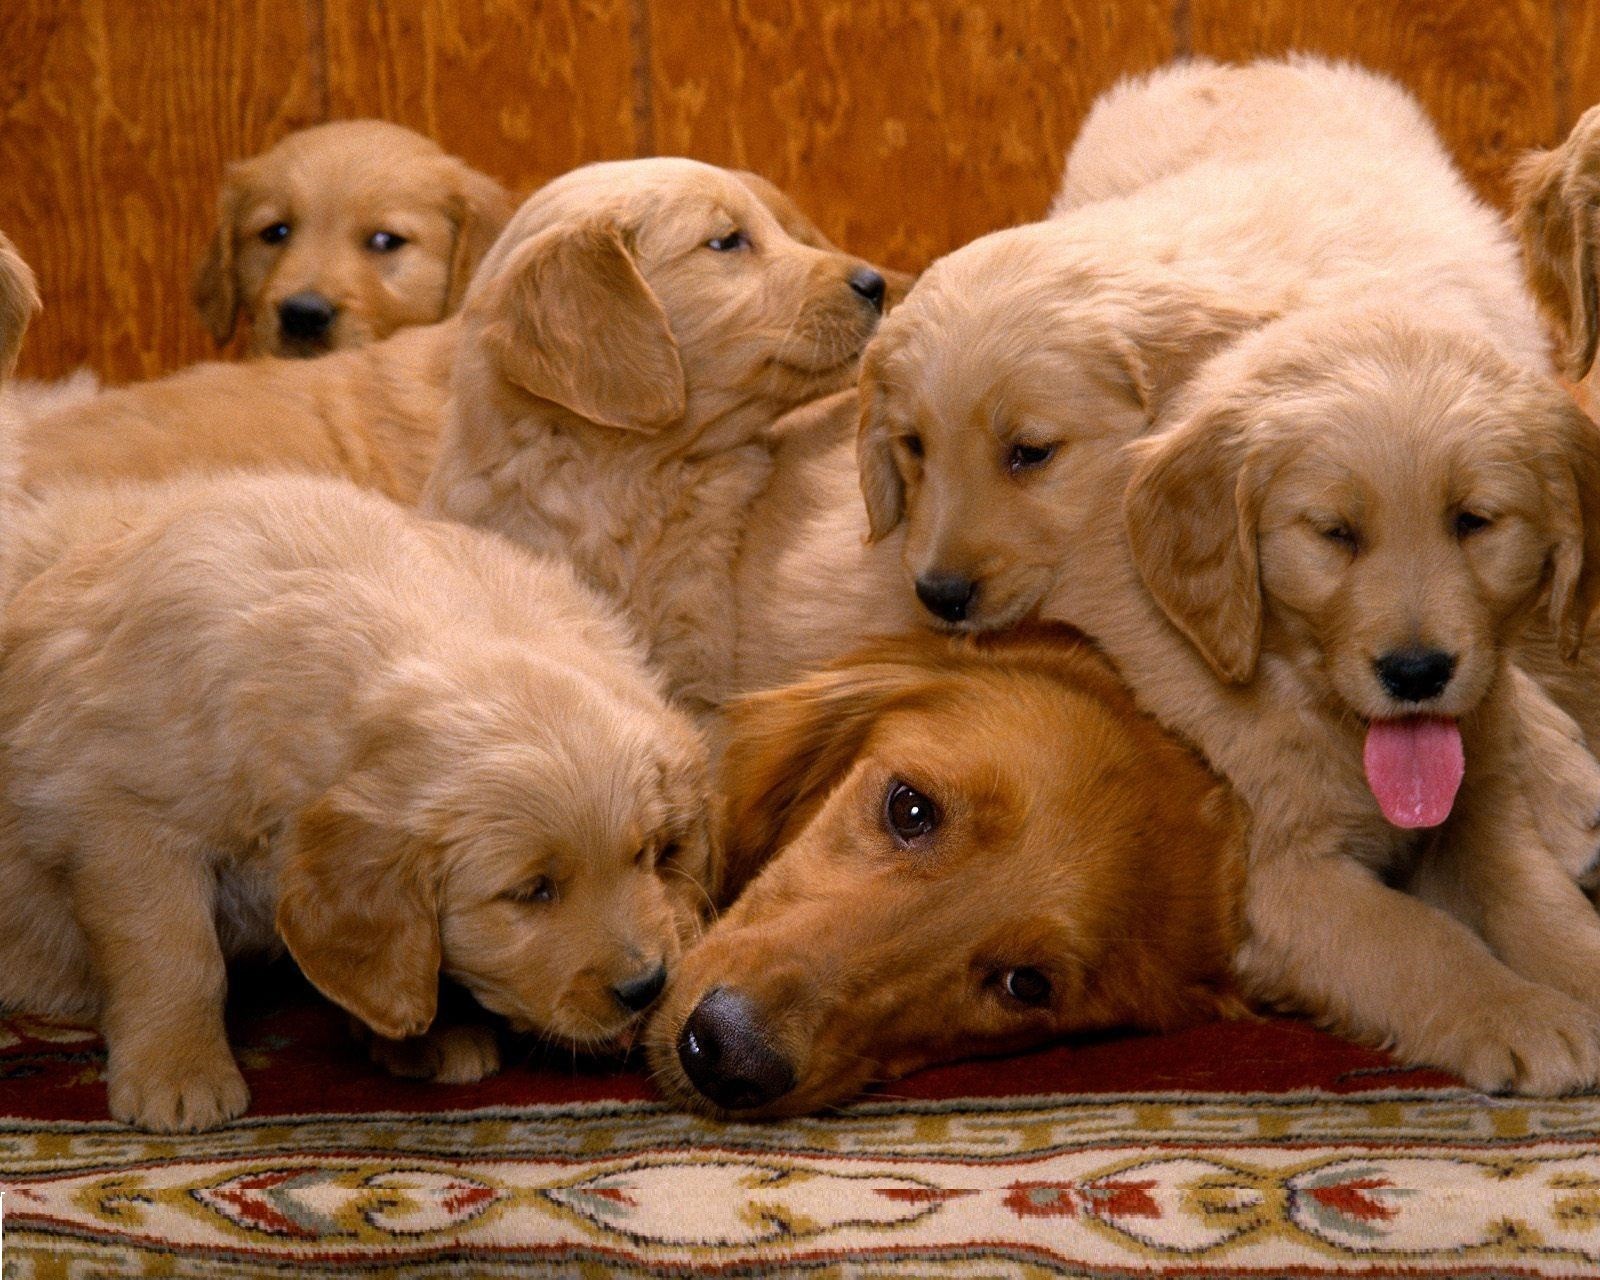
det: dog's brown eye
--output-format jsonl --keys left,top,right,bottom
{"left": 884, "top": 780, "right": 939, "bottom": 844}
{"left": 505, "top": 876, "right": 556, "bottom": 905}
{"left": 366, "top": 230, "right": 407, "bottom": 253}
{"left": 657, "top": 838, "right": 682, "bottom": 866}
{"left": 1455, "top": 511, "right": 1491, "bottom": 538}
{"left": 706, "top": 231, "right": 749, "bottom": 252}
{"left": 898, "top": 434, "right": 924, "bottom": 460}
{"left": 1008, "top": 443, "right": 1056, "bottom": 474}
{"left": 1001, "top": 966, "right": 1052, "bottom": 1006}
{"left": 259, "top": 222, "right": 291, "bottom": 245}
{"left": 1319, "top": 523, "right": 1358, "bottom": 551}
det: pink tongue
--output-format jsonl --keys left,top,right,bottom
{"left": 1362, "top": 717, "right": 1465, "bottom": 829}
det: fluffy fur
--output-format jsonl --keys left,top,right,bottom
{"left": 421, "top": 158, "right": 891, "bottom": 713}
{"left": 648, "top": 627, "right": 1245, "bottom": 1117}
{"left": 857, "top": 58, "right": 1600, "bottom": 1092}
{"left": 195, "top": 121, "right": 513, "bottom": 357}
{"left": 0, "top": 473, "right": 713, "bottom": 1132}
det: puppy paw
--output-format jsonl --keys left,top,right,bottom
{"left": 1432, "top": 984, "right": 1600, "bottom": 1096}
{"left": 369, "top": 1023, "right": 501, "bottom": 1084}
{"left": 107, "top": 1049, "right": 249, "bottom": 1132}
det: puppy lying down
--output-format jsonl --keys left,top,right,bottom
{"left": 649, "top": 627, "right": 1245, "bottom": 1117}
{"left": 0, "top": 473, "right": 712, "bottom": 1132}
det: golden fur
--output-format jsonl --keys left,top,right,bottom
{"left": 195, "top": 121, "right": 513, "bottom": 357}
{"left": 422, "top": 157, "right": 891, "bottom": 712}
{"left": 648, "top": 627, "right": 1245, "bottom": 1117}
{"left": 19, "top": 166, "right": 871, "bottom": 511}
{"left": 856, "top": 59, "right": 1600, "bottom": 1092}
{"left": 0, "top": 473, "right": 712, "bottom": 1131}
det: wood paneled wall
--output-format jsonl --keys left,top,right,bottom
{"left": 0, "top": 1, "right": 1592, "bottom": 381}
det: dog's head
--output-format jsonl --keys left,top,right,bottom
{"left": 276, "top": 644, "right": 714, "bottom": 1049}
{"left": 0, "top": 232, "right": 40, "bottom": 382}
{"left": 455, "top": 157, "right": 889, "bottom": 440}
{"left": 645, "top": 627, "right": 1244, "bottom": 1117}
{"left": 858, "top": 221, "right": 1273, "bottom": 632}
{"left": 1512, "top": 105, "right": 1600, "bottom": 381}
{"left": 195, "top": 120, "right": 512, "bottom": 357}
{"left": 1126, "top": 308, "right": 1600, "bottom": 828}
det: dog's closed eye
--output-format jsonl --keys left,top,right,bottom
{"left": 502, "top": 876, "right": 557, "bottom": 905}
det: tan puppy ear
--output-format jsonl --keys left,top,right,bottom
{"left": 193, "top": 164, "right": 249, "bottom": 346}
{"left": 1512, "top": 111, "right": 1600, "bottom": 381}
{"left": 1124, "top": 401, "right": 1263, "bottom": 684}
{"left": 276, "top": 796, "right": 441, "bottom": 1041}
{"left": 857, "top": 338, "right": 905, "bottom": 541}
{"left": 719, "top": 641, "right": 933, "bottom": 901}
{"left": 1540, "top": 395, "right": 1600, "bottom": 658}
{"left": 442, "top": 160, "right": 515, "bottom": 312}
{"left": 482, "top": 219, "right": 685, "bottom": 433}
{"left": 0, "top": 233, "right": 40, "bottom": 380}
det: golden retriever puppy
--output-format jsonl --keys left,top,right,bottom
{"left": 19, "top": 166, "right": 875, "bottom": 511}
{"left": 196, "top": 120, "right": 513, "bottom": 357}
{"left": 422, "top": 157, "right": 890, "bottom": 712}
{"left": 648, "top": 627, "right": 1245, "bottom": 1116}
{"left": 0, "top": 473, "right": 711, "bottom": 1132}
{"left": 858, "top": 59, "right": 1600, "bottom": 1092}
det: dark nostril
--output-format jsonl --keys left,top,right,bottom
{"left": 611, "top": 962, "right": 668, "bottom": 1014}
{"left": 914, "top": 573, "right": 977, "bottom": 623}
{"left": 849, "top": 267, "right": 887, "bottom": 313}
{"left": 1373, "top": 647, "right": 1457, "bottom": 703}
{"left": 278, "top": 292, "right": 337, "bottom": 340}
{"left": 676, "top": 987, "right": 796, "bottom": 1111}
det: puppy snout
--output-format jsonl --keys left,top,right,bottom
{"left": 848, "top": 267, "right": 887, "bottom": 314}
{"left": 915, "top": 573, "right": 977, "bottom": 623}
{"left": 677, "top": 987, "right": 796, "bottom": 1111}
{"left": 1373, "top": 647, "right": 1457, "bottom": 703}
{"left": 611, "top": 962, "right": 668, "bottom": 1014}
{"left": 278, "top": 292, "right": 337, "bottom": 342}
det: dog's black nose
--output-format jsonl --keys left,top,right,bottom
{"left": 1374, "top": 647, "right": 1457, "bottom": 702}
{"left": 849, "top": 267, "right": 887, "bottom": 313}
{"left": 611, "top": 963, "right": 668, "bottom": 1014}
{"left": 915, "top": 573, "right": 977, "bottom": 623}
{"left": 278, "top": 292, "right": 337, "bottom": 341}
{"left": 677, "top": 987, "right": 796, "bottom": 1111}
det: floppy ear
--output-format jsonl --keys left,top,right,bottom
{"left": 1124, "top": 400, "right": 1263, "bottom": 684}
{"left": 719, "top": 645, "right": 931, "bottom": 901}
{"left": 276, "top": 795, "right": 441, "bottom": 1041}
{"left": 193, "top": 164, "right": 249, "bottom": 346}
{"left": 857, "top": 338, "right": 906, "bottom": 541}
{"left": 481, "top": 219, "right": 686, "bottom": 432}
{"left": 1512, "top": 115, "right": 1600, "bottom": 381}
{"left": 1539, "top": 395, "right": 1600, "bottom": 658}
{"left": 442, "top": 160, "right": 515, "bottom": 313}
{"left": 0, "top": 233, "right": 40, "bottom": 380}
{"left": 1112, "top": 282, "right": 1279, "bottom": 423}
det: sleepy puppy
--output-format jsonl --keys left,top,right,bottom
{"left": 859, "top": 59, "right": 1600, "bottom": 1091}
{"left": 20, "top": 166, "right": 871, "bottom": 510}
{"left": 0, "top": 473, "right": 711, "bottom": 1132}
{"left": 422, "top": 157, "right": 890, "bottom": 712}
{"left": 649, "top": 627, "right": 1245, "bottom": 1117}
{"left": 196, "top": 120, "right": 513, "bottom": 357}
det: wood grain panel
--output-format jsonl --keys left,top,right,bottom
{"left": 1187, "top": 0, "right": 1558, "bottom": 206}
{"left": 0, "top": 0, "right": 321, "bottom": 381}
{"left": 648, "top": 0, "right": 1173, "bottom": 275}
{"left": 321, "top": 0, "right": 638, "bottom": 201}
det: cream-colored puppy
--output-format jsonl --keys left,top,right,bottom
{"left": 196, "top": 120, "right": 513, "bottom": 357}
{"left": 0, "top": 473, "right": 712, "bottom": 1132}
{"left": 423, "top": 157, "right": 890, "bottom": 713}
{"left": 857, "top": 58, "right": 1600, "bottom": 1092}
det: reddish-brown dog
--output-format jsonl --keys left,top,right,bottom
{"left": 647, "top": 626, "right": 1246, "bottom": 1117}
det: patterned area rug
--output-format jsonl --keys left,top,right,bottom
{"left": 3, "top": 970, "right": 1597, "bottom": 1277}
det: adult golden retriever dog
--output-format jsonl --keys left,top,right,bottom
{"left": 19, "top": 165, "right": 882, "bottom": 511}
{"left": 649, "top": 627, "right": 1245, "bottom": 1116}
{"left": 858, "top": 58, "right": 1600, "bottom": 1092}
{"left": 423, "top": 157, "right": 890, "bottom": 711}
{"left": 195, "top": 120, "right": 513, "bottom": 357}
{"left": 0, "top": 473, "right": 712, "bottom": 1132}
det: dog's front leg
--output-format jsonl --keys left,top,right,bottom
{"left": 1506, "top": 663, "right": 1600, "bottom": 883}
{"left": 72, "top": 826, "right": 248, "bottom": 1132}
